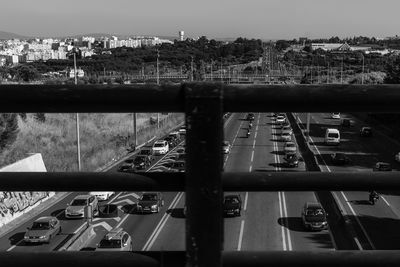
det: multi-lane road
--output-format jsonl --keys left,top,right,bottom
{"left": 2, "top": 112, "right": 400, "bottom": 252}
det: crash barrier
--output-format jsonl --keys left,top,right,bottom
{"left": 288, "top": 112, "right": 358, "bottom": 249}
{"left": 66, "top": 225, "right": 96, "bottom": 251}
{"left": 2, "top": 83, "right": 400, "bottom": 266}
{"left": 98, "top": 204, "right": 120, "bottom": 218}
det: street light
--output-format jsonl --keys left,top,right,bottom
{"left": 73, "top": 50, "right": 81, "bottom": 171}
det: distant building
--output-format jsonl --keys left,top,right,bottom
{"left": 179, "top": 31, "right": 184, "bottom": 41}
{"left": 311, "top": 42, "right": 351, "bottom": 51}
{"left": 69, "top": 68, "right": 85, "bottom": 78}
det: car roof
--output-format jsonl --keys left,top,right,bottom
{"left": 103, "top": 228, "right": 127, "bottom": 240}
{"left": 377, "top": 162, "right": 390, "bottom": 165}
{"left": 305, "top": 202, "right": 323, "bottom": 209}
{"left": 35, "top": 216, "right": 55, "bottom": 222}
{"left": 225, "top": 194, "right": 240, "bottom": 198}
{"left": 74, "top": 195, "right": 91, "bottom": 200}
{"left": 154, "top": 140, "right": 166, "bottom": 144}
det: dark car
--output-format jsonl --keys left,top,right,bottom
{"left": 162, "top": 160, "right": 185, "bottom": 172}
{"left": 341, "top": 118, "right": 351, "bottom": 127}
{"left": 302, "top": 202, "right": 328, "bottom": 231}
{"left": 118, "top": 159, "right": 135, "bottom": 172}
{"left": 133, "top": 155, "right": 151, "bottom": 170}
{"left": 373, "top": 162, "right": 392, "bottom": 171}
{"left": 136, "top": 192, "right": 164, "bottom": 213}
{"left": 164, "top": 136, "right": 176, "bottom": 148}
{"left": 223, "top": 195, "right": 242, "bottom": 216}
{"left": 138, "top": 147, "right": 155, "bottom": 161}
{"left": 283, "top": 153, "right": 299, "bottom": 167}
{"left": 331, "top": 152, "right": 350, "bottom": 165}
{"left": 246, "top": 113, "right": 255, "bottom": 121}
{"left": 360, "top": 126, "right": 372, "bottom": 137}
{"left": 24, "top": 216, "right": 61, "bottom": 244}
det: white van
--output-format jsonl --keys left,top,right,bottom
{"left": 325, "top": 128, "right": 340, "bottom": 145}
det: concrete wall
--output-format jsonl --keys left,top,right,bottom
{"left": 0, "top": 153, "right": 54, "bottom": 227}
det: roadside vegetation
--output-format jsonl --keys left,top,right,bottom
{"left": 0, "top": 113, "right": 183, "bottom": 171}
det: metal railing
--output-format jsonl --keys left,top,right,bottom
{"left": 1, "top": 83, "right": 400, "bottom": 267}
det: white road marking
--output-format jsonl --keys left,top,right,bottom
{"left": 249, "top": 165, "right": 252, "bottom": 172}
{"left": 117, "top": 192, "right": 140, "bottom": 200}
{"left": 91, "top": 221, "right": 113, "bottom": 231}
{"left": 281, "top": 192, "right": 292, "bottom": 251}
{"left": 381, "top": 196, "right": 390, "bottom": 206}
{"left": 7, "top": 244, "right": 17, "bottom": 251}
{"left": 278, "top": 191, "right": 287, "bottom": 251}
{"left": 237, "top": 220, "right": 245, "bottom": 251}
{"left": 73, "top": 223, "right": 87, "bottom": 234}
{"left": 244, "top": 192, "right": 249, "bottom": 211}
{"left": 108, "top": 192, "right": 123, "bottom": 204}
{"left": 250, "top": 151, "right": 254, "bottom": 162}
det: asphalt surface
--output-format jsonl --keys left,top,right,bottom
{"left": 296, "top": 112, "right": 400, "bottom": 250}
{"left": 0, "top": 112, "right": 338, "bottom": 252}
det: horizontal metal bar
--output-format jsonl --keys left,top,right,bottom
{"left": 1, "top": 172, "right": 399, "bottom": 191}
{"left": 1, "top": 251, "right": 400, "bottom": 267}
{"left": 1, "top": 83, "right": 400, "bottom": 112}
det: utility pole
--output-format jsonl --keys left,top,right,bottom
{"left": 190, "top": 56, "right": 194, "bottom": 82}
{"left": 156, "top": 49, "right": 160, "bottom": 128}
{"left": 210, "top": 60, "right": 213, "bottom": 81}
{"left": 132, "top": 113, "right": 137, "bottom": 149}
{"left": 74, "top": 51, "right": 81, "bottom": 171}
{"left": 220, "top": 57, "right": 223, "bottom": 82}
{"left": 361, "top": 53, "right": 365, "bottom": 85}
{"left": 341, "top": 56, "right": 343, "bottom": 84}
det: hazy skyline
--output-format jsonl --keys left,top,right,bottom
{"left": 2, "top": 0, "right": 400, "bottom": 39}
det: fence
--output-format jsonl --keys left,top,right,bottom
{"left": 1, "top": 83, "right": 400, "bottom": 267}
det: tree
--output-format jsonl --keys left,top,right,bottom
{"left": 384, "top": 57, "right": 400, "bottom": 84}
{"left": 0, "top": 113, "right": 19, "bottom": 150}
{"left": 34, "top": 113, "right": 46, "bottom": 123}
{"left": 15, "top": 65, "right": 40, "bottom": 82}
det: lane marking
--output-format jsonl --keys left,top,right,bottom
{"left": 144, "top": 192, "right": 184, "bottom": 250}
{"left": 237, "top": 220, "right": 245, "bottom": 251}
{"left": 73, "top": 222, "right": 87, "bottom": 234}
{"left": 250, "top": 151, "right": 254, "bottom": 162}
{"left": 244, "top": 192, "right": 249, "bottom": 211}
{"left": 281, "top": 191, "right": 292, "bottom": 251}
{"left": 381, "top": 196, "right": 390, "bottom": 206}
{"left": 142, "top": 192, "right": 183, "bottom": 251}
{"left": 249, "top": 165, "right": 252, "bottom": 172}
{"left": 278, "top": 191, "right": 287, "bottom": 251}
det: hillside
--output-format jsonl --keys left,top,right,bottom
{"left": 0, "top": 31, "right": 30, "bottom": 40}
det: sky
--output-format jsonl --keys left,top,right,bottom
{"left": 2, "top": 0, "right": 400, "bottom": 40}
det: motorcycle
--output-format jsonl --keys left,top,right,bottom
{"left": 369, "top": 192, "right": 379, "bottom": 205}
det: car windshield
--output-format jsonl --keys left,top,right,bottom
{"left": 141, "top": 194, "right": 157, "bottom": 201}
{"left": 305, "top": 208, "right": 325, "bottom": 217}
{"left": 225, "top": 197, "right": 239, "bottom": 204}
{"left": 328, "top": 133, "right": 339, "bottom": 138}
{"left": 31, "top": 221, "right": 50, "bottom": 230}
{"left": 154, "top": 143, "right": 164, "bottom": 147}
{"left": 71, "top": 199, "right": 88, "bottom": 206}
{"left": 98, "top": 239, "right": 121, "bottom": 248}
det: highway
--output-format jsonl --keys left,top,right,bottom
{"left": 296, "top": 112, "right": 400, "bottom": 249}
{"left": 0, "top": 112, "right": 336, "bottom": 252}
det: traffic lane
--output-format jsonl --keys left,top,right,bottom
{"left": 1, "top": 192, "right": 85, "bottom": 252}
{"left": 336, "top": 190, "right": 400, "bottom": 249}
{"left": 284, "top": 192, "right": 334, "bottom": 251}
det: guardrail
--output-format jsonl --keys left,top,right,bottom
{"left": 1, "top": 83, "right": 400, "bottom": 267}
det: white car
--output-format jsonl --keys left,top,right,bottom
{"left": 152, "top": 140, "right": 169, "bottom": 155}
{"left": 331, "top": 113, "right": 340, "bottom": 119}
{"left": 222, "top": 141, "right": 231, "bottom": 154}
{"left": 89, "top": 192, "right": 114, "bottom": 201}
{"left": 281, "top": 132, "right": 292, "bottom": 142}
{"left": 284, "top": 141, "right": 297, "bottom": 154}
{"left": 276, "top": 115, "right": 286, "bottom": 124}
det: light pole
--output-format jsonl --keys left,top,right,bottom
{"left": 156, "top": 49, "right": 160, "bottom": 128}
{"left": 190, "top": 56, "right": 194, "bottom": 82}
{"left": 74, "top": 51, "right": 81, "bottom": 171}
{"left": 361, "top": 53, "right": 365, "bottom": 85}
{"left": 132, "top": 113, "right": 137, "bottom": 150}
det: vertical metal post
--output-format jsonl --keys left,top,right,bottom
{"left": 157, "top": 49, "right": 160, "bottom": 128}
{"left": 191, "top": 56, "right": 194, "bottom": 82}
{"left": 132, "top": 113, "right": 137, "bottom": 148}
{"left": 185, "top": 83, "right": 223, "bottom": 267}
{"left": 362, "top": 54, "right": 365, "bottom": 85}
{"left": 306, "top": 113, "right": 311, "bottom": 143}
{"left": 74, "top": 52, "right": 81, "bottom": 171}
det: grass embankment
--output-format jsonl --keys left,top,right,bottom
{"left": 0, "top": 113, "right": 184, "bottom": 171}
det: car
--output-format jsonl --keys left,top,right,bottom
{"left": 282, "top": 125, "right": 293, "bottom": 135}
{"left": 152, "top": 140, "right": 169, "bottom": 155}
{"left": 325, "top": 128, "right": 340, "bottom": 145}
{"left": 133, "top": 155, "right": 152, "bottom": 170}
{"left": 169, "top": 131, "right": 181, "bottom": 142}
{"left": 24, "top": 216, "right": 61, "bottom": 244}
{"left": 175, "top": 147, "right": 185, "bottom": 155}
{"left": 164, "top": 136, "right": 178, "bottom": 148}
{"left": 169, "top": 152, "right": 186, "bottom": 161}
{"left": 89, "top": 192, "right": 114, "bottom": 201}
{"left": 138, "top": 147, "right": 156, "bottom": 161}
{"left": 162, "top": 160, "right": 185, "bottom": 172}
{"left": 284, "top": 141, "right": 297, "bottom": 154}
{"left": 331, "top": 112, "right": 341, "bottom": 119}
{"left": 331, "top": 153, "right": 350, "bottom": 165}
{"left": 281, "top": 131, "right": 292, "bottom": 142}
{"left": 118, "top": 158, "right": 135, "bottom": 172}
{"left": 223, "top": 194, "right": 242, "bottom": 216}
{"left": 395, "top": 152, "right": 400, "bottom": 162}
{"left": 65, "top": 195, "right": 99, "bottom": 219}
{"left": 222, "top": 141, "right": 231, "bottom": 154}
{"left": 136, "top": 192, "right": 164, "bottom": 213}
{"left": 341, "top": 118, "right": 351, "bottom": 127}
{"left": 373, "top": 162, "right": 392, "bottom": 171}
{"left": 301, "top": 202, "right": 328, "bottom": 231}
{"left": 283, "top": 153, "right": 299, "bottom": 167}
{"left": 276, "top": 115, "right": 286, "bottom": 124}
{"left": 96, "top": 228, "right": 132, "bottom": 251}
{"left": 178, "top": 127, "right": 186, "bottom": 136}
{"left": 360, "top": 126, "right": 372, "bottom": 137}
{"left": 246, "top": 113, "right": 255, "bottom": 121}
